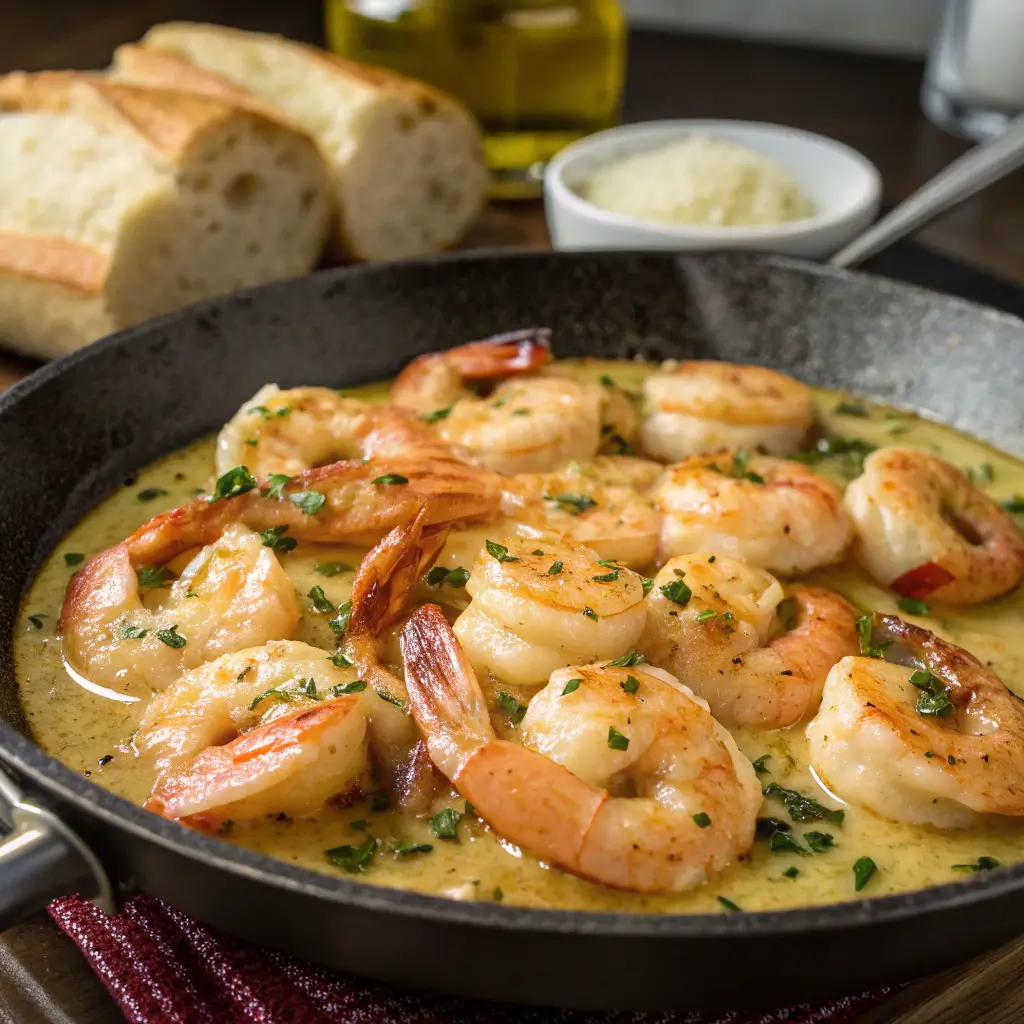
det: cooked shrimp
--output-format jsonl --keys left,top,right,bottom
{"left": 640, "top": 554, "right": 859, "bottom": 728}
{"left": 145, "top": 698, "right": 369, "bottom": 832}
{"left": 134, "top": 640, "right": 364, "bottom": 772}
{"left": 390, "top": 328, "right": 554, "bottom": 413}
{"left": 402, "top": 604, "right": 760, "bottom": 892}
{"left": 844, "top": 448, "right": 1024, "bottom": 605}
{"left": 392, "top": 330, "right": 618, "bottom": 473}
{"left": 345, "top": 510, "right": 450, "bottom": 810}
{"left": 501, "top": 468, "right": 661, "bottom": 570}
{"left": 808, "top": 614, "right": 1024, "bottom": 828}
{"left": 452, "top": 536, "right": 648, "bottom": 686}
{"left": 125, "top": 453, "right": 503, "bottom": 569}
{"left": 656, "top": 451, "right": 852, "bottom": 574}
{"left": 60, "top": 524, "right": 300, "bottom": 693}
{"left": 585, "top": 454, "right": 664, "bottom": 492}
{"left": 640, "top": 361, "right": 815, "bottom": 462}
{"left": 216, "top": 385, "right": 456, "bottom": 478}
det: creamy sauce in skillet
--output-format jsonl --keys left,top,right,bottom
{"left": 14, "top": 359, "right": 1024, "bottom": 913}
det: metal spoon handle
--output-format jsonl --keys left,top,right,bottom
{"left": 830, "top": 114, "right": 1024, "bottom": 269}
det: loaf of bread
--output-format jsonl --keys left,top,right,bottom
{"left": 0, "top": 72, "right": 333, "bottom": 360}
{"left": 111, "top": 23, "right": 490, "bottom": 261}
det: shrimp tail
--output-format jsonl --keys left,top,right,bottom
{"left": 348, "top": 510, "right": 451, "bottom": 640}
{"left": 443, "top": 328, "right": 553, "bottom": 380}
{"left": 401, "top": 603, "right": 495, "bottom": 780}
{"left": 872, "top": 613, "right": 996, "bottom": 702}
{"left": 346, "top": 512, "right": 451, "bottom": 812}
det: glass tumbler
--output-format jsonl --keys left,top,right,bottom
{"left": 922, "top": 0, "right": 1024, "bottom": 141}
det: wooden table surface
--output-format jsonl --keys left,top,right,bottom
{"left": 1, "top": 5, "right": 1022, "bottom": 1023}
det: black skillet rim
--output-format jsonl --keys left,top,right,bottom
{"left": 2, "top": 248, "right": 1023, "bottom": 940}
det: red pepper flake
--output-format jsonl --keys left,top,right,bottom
{"left": 891, "top": 562, "right": 955, "bottom": 600}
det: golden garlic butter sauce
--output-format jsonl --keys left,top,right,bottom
{"left": 14, "top": 359, "right": 1024, "bottom": 913}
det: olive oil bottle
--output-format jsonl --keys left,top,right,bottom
{"left": 325, "top": 1, "right": 626, "bottom": 198}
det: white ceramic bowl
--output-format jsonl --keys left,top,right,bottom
{"left": 544, "top": 119, "right": 882, "bottom": 260}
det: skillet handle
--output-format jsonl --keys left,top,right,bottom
{"left": 0, "top": 766, "right": 115, "bottom": 931}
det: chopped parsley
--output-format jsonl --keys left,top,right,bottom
{"left": 422, "top": 406, "right": 453, "bottom": 423}
{"left": 592, "top": 569, "right": 620, "bottom": 583}
{"left": 853, "top": 856, "right": 877, "bottom": 892}
{"left": 835, "top": 401, "right": 869, "bottom": 417}
{"left": 561, "top": 677, "right": 582, "bottom": 696}
{"left": 249, "top": 687, "right": 301, "bottom": 710}
{"left": 897, "top": 597, "right": 930, "bottom": 616}
{"left": 325, "top": 835, "right": 377, "bottom": 873}
{"left": 259, "top": 525, "right": 296, "bottom": 553}
{"left": 426, "top": 565, "right": 470, "bottom": 588}
{"left": 378, "top": 689, "right": 408, "bottom": 711}
{"left": 289, "top": 489, "right": 327, "bottom": 515}
{"left": 429, "top": 808, "right": 461, "bottom": 840}
{"left": 372, "top": 474, "right": 408, "bottom": 486}
{"left": 212, "top": 467, "right": 257, "bottom": 502}
{"left": 1002, "top": 495, "right": 1024, "bottom": 514}
{"left": 547, "top": 492, "right": 597, "bottom": 515}
{"left": 755, "top": 817, "right": 791, "bottom": 839}
{"left": 264, "top": 473, "right": 291, "bottom": 500}
{"left": 952, "top": 856, "right": 1000, "bottom": 873}
{"left": 327, "top": 680, "right": 367, "bottom": 696}
{"left": 155, "top": 625, "right": 186, "bottom": 649}
{"left": 248, "top": 405, "right": 291, "bottom": 419}
{"left": 607, "top": 649, "right": 646, "bottom": 668}
{"left": 769, "top": 831, "right": 809, "bottom": 856}
{"left": 641, "top": 577, "right": 655, "bottom": 597}
{"left": 329, "top": 651, "right": 353, "bottom": 668}
{"left": 315, "top": 561, "right": 351, "bottom": 577}
{"left": 308, "top": 586, "right": 336, "bottom": 614}
{"left": 856, "top": 615, "right": 891, "bottom": 660}
{"left": 485, "top": 540, "right": 519, "bottom": 563}
{"left": 599, "top": 374, "right": 616, "bottom": 387}
{"left": 350, "top": 819, "right": 369, "bottom": 832}
{"left": 619, "top": 675, "right": 640, "bottom": 694}
{"left": 717, "top": 896, "right": 742, "bottom": 913}
{"left": 909, "top": 667, "right": 954, "bottom": 717}
{"left": 751, "top": 754, "right": 771, "bottom": 774}
{"left": 783, "top": 867, "right": 800, "bottom": 879}
{"left": 136, "top": 487, "right": 168, "bottom": 502}
{"left": 793, "top": 436, "right": 876, "bottom": 478}
{"left": 803, "top": 831, "right": 836, "bottom": 853}
{"left": 732, "top": 450, "right": 765, "bottom": 484}
{"left": 763, "top": 782, "right": 845, "bottom": 825}
{"left": 692, "top": 812, "right": 711, "bottom": 829}
{"left": 118, "top": 622, "right": 147, "bottom": 640}
{"left": 696, "top": 609, "right": 717, "bottom": 622}
{"left": 329, "top": 600, "right": 352, "bottom": 636}
{"left": 497, "top": 691, "right": 526, "bottom": 725}
{"left": 547, "top": 561, "right": 564, "bottom": 575}
{"left": 64, "top": 552, "right": 85, "bottom": 567}
{"left": 370, "top": 790, "right": 390, "bottom": 812}
{"left": 607, "top": 726, "right": 629, "bottom": 751}
{"left": 659, "top": 578, "right": 692, "bottom": 606}
{"left": 493, "top": 887, "right": 504, "bottom": 902}
{"left": 389, "top": 840, "right": 433, "bottom": 857}
{"left": 581, "top": 606, "right": 599, "bottom": 621}
{"left": 137, "top": 566, "right": 169, "bottom": 588}
{"left": 965, "top": 463, "right": 995, "bottom": 485}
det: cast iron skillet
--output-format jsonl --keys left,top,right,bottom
{"left": 1, "top": 251, "right": 1023, "bottom": 1012}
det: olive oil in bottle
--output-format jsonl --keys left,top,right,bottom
{"left": 325, "top": 1, "right": 627, "bottom": 198}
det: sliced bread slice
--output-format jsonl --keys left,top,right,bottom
{"left": 0, "top": 73, "right": 332, "bottom": 359}
{"left": 112, "top": 23, "right": 490, "bottom": 261}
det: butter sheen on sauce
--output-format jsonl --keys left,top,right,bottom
{"left": 14, "top": 359, "right": 1024, "bottom": 913}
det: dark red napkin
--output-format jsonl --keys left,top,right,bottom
{"left": 50, "top": 895, "right": 896, "bottom": 1024}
